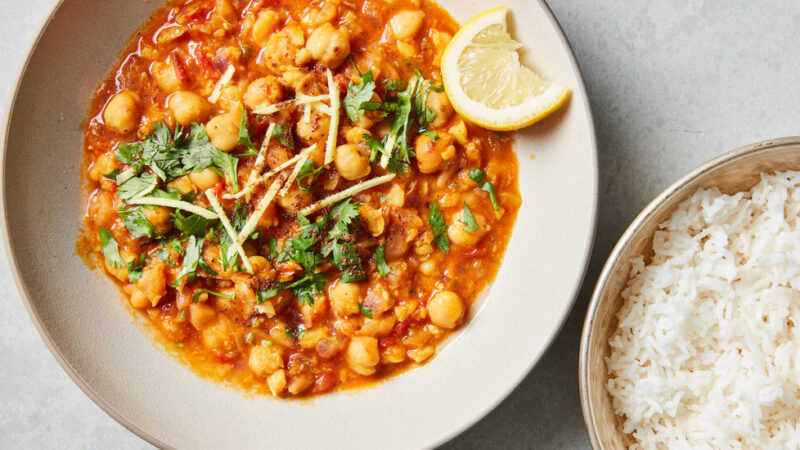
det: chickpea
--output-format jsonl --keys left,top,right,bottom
{"left": 129, "top": 290, "right": 150, "bottom": 309}
{"left": 296, "top": 110, "right": 330, "bottom": 145}
{"left": 168, "top": 91, "right": 210, "bottom": 126}
{"left": 359, "top": 204, "right": 385, "bottom": 236}
{"left": 305, "top": 23, "right": 350, "bottom": 69}
{"left": 334, "top": 144, "right": 371, "bottom": 180}
{"left": 89, "top": 153, "right": 119, "bottom": 189}
{"left": 150, "top": 60, "right": 181, "bottom": 92}
{"left": 248, "top": 345, "right": 284, "bottom": 377}
{"left": 143, "top": 206, "right": 173, "bottom": 235}
{"left": 447, "top": 208, "right": 489, "bottom": 247}
{"left": 415, "top": 132, "right": 455, "bottom": 174}
{"left": 167, "top": 175, "right": 194, "bottom": 195}
{"left": 252, "top": 10, "right": 281, "bottom": 47}
{"left": 328, "top": 280, "right": 362, "bottom": 317}
{"left": 205, "top": 113, "right": 240, "bottom": 151}
{"left": 389, "top": 10, "right": 425, "bottom": 40}
{"left": 427, "top": 291, "right": 464, "bottom": 329}
{"left": 301, "top": 3, "right": 337, "bottom": 27}
{"left": 243, "top": 76, "right": 282, "bottom": 109}
{"left": 103, "top": 91, "right": 141, "bottom": 134}
{"left": 346, "top": 336, "right": 380, "bottom": 375}
{"left": 189, "top": 303, "right": 217, "bottom": 330}
{"left": 277, "top": 183, "right": 312, "bottom": 213}
{"left": 189, "top": 168, "right": 220, "bottom": 191}
{"left": 201, "top": 314, "right": 236, "bottom": 353}
{"left": 90, "top": 191, "right": 115, "bottom": 229}
{"left": 135, "top": 260, "right": 167, "bottom": 307}
{"left": 262, "top": 25, "right": 305, "bottom": 73}
{"left": 426, "top": 88, "right": 454, "bottom": 128}
{"left": 344, "top": 127, "right": 371, "bottom": 145}
{"left": 267, "top": 369, "right": 287, "bottom": 396}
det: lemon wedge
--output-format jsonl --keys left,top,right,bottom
{"left": 441, "top": 6, "right": 569, "bottom": 131}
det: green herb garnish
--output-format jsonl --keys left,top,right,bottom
{"left": 98, "top": 227, "right": 124, "bottom": 268}
{"left": 428, "top": 202, "right": 449, "bottom": 253}
{"left": 343, "top": 70, "right": 377, "bottom": 122}
{"left": 468, "top": 168, "right": 499, "bottom": 211}
{"left": 461, "top": 202, "right": 478, "bottom": 232}
{"left": 191, "top": 288, "right": 234, "bottom": 303}
{"left": 358, "top": 302, "right": 373, "bottom": 318}
{"left": 373, "top": 246, "right": 390, "bottom": 277}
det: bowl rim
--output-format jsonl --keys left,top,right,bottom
{"left": 2, "top": 0, "right": 599, "bottom": 447}
{"left": 578, "top": 136, "right": 800, "bottom": 449}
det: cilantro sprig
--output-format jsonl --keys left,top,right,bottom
{"left": 115, "top": 121, "right": 245, "bottom": 193}
{"left": 428, "top": 202, "right": 449, "bottom": 253}
{"left": 98, "top": 228, "right": 124, "bottom": 268}
{"left": 343, "top": 70, "right": 377, "bottom": 122}
{"left": 468, "top": 168, "right": 500, "bottom": 211}
{"left": 461, "top": 203, "right": 478, "bottom": 232}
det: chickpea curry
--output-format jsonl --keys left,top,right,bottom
{"left": 81, "top": 0, "right": 520, "bottom": 397}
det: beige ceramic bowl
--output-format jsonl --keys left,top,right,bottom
{"left": 3, "top": 0, "right": 597, "bottom": 448}
{"left": 579, "top": 137, "right": 800, "bottom": 448}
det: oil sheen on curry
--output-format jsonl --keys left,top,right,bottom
{"left": 81, "top": 0, "right": 520, "bottom": 397}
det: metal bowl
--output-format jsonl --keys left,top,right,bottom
{"left": 578, "top": 136, "right": 800, "bottom": 448}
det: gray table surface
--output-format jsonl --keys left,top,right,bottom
{"left": 2, "top": 1, "right": 799, "bottom": 448}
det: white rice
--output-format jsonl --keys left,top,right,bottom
{"left": 607, "top": 171, "right": 800, "bottom": 449}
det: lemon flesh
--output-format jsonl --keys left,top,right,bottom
{"left": 441, "top": 7, "right": 568, "bottom": 130}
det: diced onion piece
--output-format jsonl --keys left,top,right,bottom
{"left": 237, "top": 175, "right": 285, "bottom": 244}
{"left": 223, "top": 122, "right": 276, "bottom": 201}
{"left": 127, "top": 197, "right": 219, "bottom": 219}
{"left": 115, "top": 167, "right": 135, "bottom": 184}
{"left": 204, "top": 189, "right": 253, "bottom": 273}
{"left": 252, "top": 94, "right": 329, "bottom": 115}
{"left": 300, "top": 174, "right": 396, "bottom": 216}
{"left": 324, "top": 69, "right": 339, "bottom": 166}
{"left": 208, "top": 64, "right": 235, "bottom": 104}
{"left": 279, "top": 144, "right": 316, "bottom": 197}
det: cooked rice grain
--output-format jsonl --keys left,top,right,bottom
{"left": 608, "top": 171, "right": 800, "bottom": 449}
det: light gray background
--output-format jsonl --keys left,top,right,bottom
{"left": 1, "top": 1, "right": 798, "bottom": 448}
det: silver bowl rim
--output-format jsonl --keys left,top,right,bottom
{"left": 578, "top": 136, "right": 800, "bottom": 449}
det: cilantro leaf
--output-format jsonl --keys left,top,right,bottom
{"left": 152, "top": 243, "right": 176, "bottom": 267}
{"left": 191, "top": 289, "right": 233, "bottom": 303}
{"left": 482, "top": 182, "right": 499, "bottom": 210}
{"left": 117, "top": 173, "right": 157, "bottom": 202}
{"left": 181, "top": 123, "right": 241, "bottom": 193}
{"left": 237, "top": 108, "right": 257, "bottom": 153}
{"left": 384, "top": 79, "right": 407, "bottom": 91}
{"left": 268, "top": 236, "right": 277, "bottom": 259}
{"left": 468, "top": 168, "right": 499, "bottom": 210}
{"left": 421, "top": 131, "right": 439, "bottom": 140}
{"left": 358, "top": 302, "right": 373, "bottom": 318}
{"left": 172, "top": 236, "right": 204, "bottom": 285}
{"left": 119, "top": 206, "right": 157, "bottom": 238}
{"left": 173, "top": 211, "right": 211, "bottom": 236}
{"left": 343, "top": 70, "right": 376, "bottom": 122}
{"left": 296, "top": 160, "right": 322, "bottom": 192}
{"left": 127, "top": 253, "right": 147, "bottom": 283}
{"left": 271, "top": 124, "right": 295, "bottom": 149}
{"left": 428, "top": 202, "right": 449, "bottom": 253}
{"left": 98, "top": 228, "right": 124, "bottom": 268}
{"left": 468, "top": 168, "right": 487, "bottom": 184}
{"left": 373, "top": 246, "right": 390, "bottom": 277}
{"left": 462, "top": 202, "right": 478, "bottom": 232}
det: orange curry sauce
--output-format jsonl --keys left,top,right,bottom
{"left": 81, "top": 0, "right": 520, "bottom": 397}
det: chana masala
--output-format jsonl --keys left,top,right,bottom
{"left": 81, "top": 0, "right": 520, "bottom": 397}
